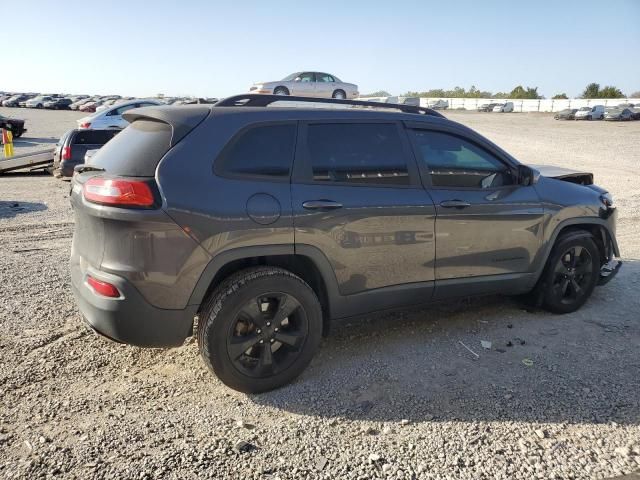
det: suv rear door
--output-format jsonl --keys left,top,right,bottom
{"left": 405, "top": 124, "right": 544, "bottom": 298}
{"left": 292, "top": 120, "right": 436, "bottom": 314}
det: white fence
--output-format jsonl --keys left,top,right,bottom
{"left": 417, "top": 97, "right": 640, "bottom": 113}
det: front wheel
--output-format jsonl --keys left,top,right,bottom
{"left": 197, "top": 267, "right": 323, "bottom": 393}
{"left": 273, "top": 87, "right": 289, "bottom": 96}
{"left": 537, "top": 232, "right": 600, "bottom": 314}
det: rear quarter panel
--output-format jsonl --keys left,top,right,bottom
{"left": 156, "top": 111, "right": 295, "bottom": 266}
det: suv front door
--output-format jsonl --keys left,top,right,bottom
{"left": 406, "top": 125, "right": 545, "bottom": 298}
{"left": 292, "top": 121, "right": 436, "bottom": 316}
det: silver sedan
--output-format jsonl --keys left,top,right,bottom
{"left": 250, "top": 72, "right": 359, "bottom": 99}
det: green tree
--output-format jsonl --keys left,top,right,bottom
{"left": 509, "top": 85, "right": 541, "bottom": 99}
{"left": 598, "top": 86, "right": 624, "bottom": 98}
{"left": 581, "top": 83, "right": 601, "bottom": 98}
{"left": 552, "top": 93, "right": 568, "bottom": 99}
{"left": 360, "top": 90, "right": 391, "bottom": 98}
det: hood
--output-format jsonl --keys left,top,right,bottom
{"left": 529, "top": 164, "right": 593, "bottom": 185}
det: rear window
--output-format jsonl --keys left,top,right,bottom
{"left": 90, "top": 120, "right": 172, "bottom": 176}
{"left": 73, "top": 129, "right": 119, "bottom": 145}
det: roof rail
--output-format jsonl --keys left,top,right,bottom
{"left": 214, "top": 94, "right": 445, "bottom": 118}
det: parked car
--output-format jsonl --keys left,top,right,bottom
{"left": 69, "top": 94, "right": 620, "bottom": 393}
{"left": 18, "top": 95, "right": 38, "bottom": 107}
{"left": 478, "top": 102, "right": 499, "bottom": 112}
{"left": 427, "top": 99, "right": 449, "bottom": 110}
{"left": 3, "top": 94, "right": 31, "bottom": 107}
{"left": 631, "top": 107, "right": 640, "bottom": 120}
{"left": 493, "top": 102, "right": 514, "bottom": 112}
{"left": 52, "top": 129, "right": 120, "bottom": 177}
{"left": 575, "top": 105, "right": 605, "bottom": 120}
{"left": 0, "top": 114, "right": 27, "bottom": 138}
{"left": 554, "top": 108, "right": 578, "bottom": 120}
{"left": 44, "top": 97, "right": 73, "bottom": 110}
{"left": 25, "top": 96, "right": 55, "bottom": 108}
{"left": 77, "top": 99, "right": 162, "bottom": 129}
{"left": 604, "top": 107, "right": 634, "bottom": 121}
{"left": 70, "top": 98, "right": 95, "bottom": 110}
{"left": 250, "top": 72, "right": 359, "bottom": 99}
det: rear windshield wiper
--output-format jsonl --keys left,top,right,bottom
{"left": 74, "top": 165, "right": 105, "bottom": 174}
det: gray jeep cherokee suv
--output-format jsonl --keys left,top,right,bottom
{"left": 70, "top": 95, "right": 621, "bottom": 393}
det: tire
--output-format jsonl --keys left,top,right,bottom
{"left": 536, "top": 231, "right": 600, "bottom": 314}
{"left": 587, "top": 115, "right": 592, "bottom": 121}
{"left": 36, "top": 104, "right": 43, "bottom": 109}
{"left": 273, "top": 87, "right": 289, "bottom": 96}
{"left": 332, "top": 90, "right": 346, "bottom": 99}
{"left": 197, "top": 267, "right": 323, "bottom": 393}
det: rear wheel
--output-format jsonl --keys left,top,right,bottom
{"left": 332, "top": 89, "right": 346, "bottom": 99}
{"left": 537, "top": 232, "right": 600, "bottom": 314}
{"left": 273, "top": 87, "right": 289, "bottom": 96}
{"left": 197, "top": 267, "right": 323, "bottom": 393}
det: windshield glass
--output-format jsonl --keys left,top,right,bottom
{"left": 282, "top": 72, "right": 302, "bottom": 81}
{"left": 579, "top": 107, "right": 590, "bottom": 111}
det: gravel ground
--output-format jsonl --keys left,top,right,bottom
{"left": 1, "top": 108, "right": 639, "bottom": 480}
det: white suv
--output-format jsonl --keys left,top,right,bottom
{"left": 575, "top": 105, "right": 605, "bottom": 120}
{"left": 77, "top": 99, "right": 162, "bottom": 130}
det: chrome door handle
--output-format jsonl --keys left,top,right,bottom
{"left": 302, "top": 200, "right": 343, "bottom": 210}
{"left": 440, "top": 200, "right": 471, "bottom": 209}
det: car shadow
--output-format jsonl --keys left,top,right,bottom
{"left": 0, "top": 200, "right": 48, "bottom": 219}
{"left": 250, "top": 260, "right": 640, "bottom": 426}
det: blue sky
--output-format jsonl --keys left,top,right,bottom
{"left": 3, "top": 0, "right": 639, "bottom": 98}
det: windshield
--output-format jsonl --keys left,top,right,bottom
{"left": 282, "top": 72, "right": 302, "bottom": 81}
{"left": 579, "top": 107, "right": 590, "bottom": 111}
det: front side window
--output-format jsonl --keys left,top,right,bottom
{"left": 297, "top": 72, "right": 315, "bottom": 82}
{"left": 306, "top": 123, "right": 409, "bottom": 185}
{"left": 216, "top": 123, "right": 296, "bottom": 178}
{"left": 409, "top": 130, "right": 514, "bottom": 189}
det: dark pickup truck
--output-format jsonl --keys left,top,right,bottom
{"left": 0, "top": 114, "right": 27, "bottom": 138}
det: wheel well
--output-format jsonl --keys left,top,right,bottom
{"left": 274, "top": 86, "right": 289, "bottom": 94}
{"left": 201, "top": 255, "right": 331, "bottom": 336}
{"left": 555, "top": 224, "right": 610, "bottom": 265}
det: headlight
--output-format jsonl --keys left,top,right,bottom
{"left": 601, "top": 192, "right": 614, "bottom": 208}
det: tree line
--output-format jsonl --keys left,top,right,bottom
{"left": 361, "top": 83, "right": 639, "bottom": 99}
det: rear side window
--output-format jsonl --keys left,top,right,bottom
{"left": 306, "top": 123, "right": 409, "bottom": 185}
{"left": 73, "top": 129, "right": 119, "bottom": 145}
{"left": 91, "top": 120, "right": 172, "bottom": 176}
{"left": 216, "top": 123, "right": 296, "bottom": 179}
{"left": 409, "top": 130, "right": 514, "bottom": 189}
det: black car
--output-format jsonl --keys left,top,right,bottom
{"left": 0, "top": 114, "right": 27, "bottom": 138}
{"left": 69, "top": 94, "right": 620, "bottom": 393}
{"left": 2, "top": 94, "right": 31, "bottom": 108}
{"left": 477, "top": 102, "right": 498, "bottom": 112}
{"left": 45, "top": 98, "right": 73, "bottom": 110}
{"left": 554, "top": 108, "right": 578, "bottom": 120}
{"left": 53, "top": 129, "right": 120, "bottom": 177}
{"left": 604, "top": 108, "right": 634, "bottom": 121}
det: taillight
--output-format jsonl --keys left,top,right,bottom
{"left": 87, "top": 276, "right": 120, "bottom": 298}
{"left": 83, "top": 177, "right": 155, "bottom": 207}
{"left": 62, "top": 146, "right": 71, "bottom": 160}
{"left": 80, "top": 122, "right": 91, "bottom": 129}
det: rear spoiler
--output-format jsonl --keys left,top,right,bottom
{"left": 123, "top": 106, "right": 210, "bottom": 146}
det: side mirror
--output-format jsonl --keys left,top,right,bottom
{"left": 517, "top": 165, "right": 539, "bottom": 186}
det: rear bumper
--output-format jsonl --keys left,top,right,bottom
{"left": 71, "top": 261, "right": 196, "bottom": 348}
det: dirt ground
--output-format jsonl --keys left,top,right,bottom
{"left": 0, "top": 107, "right": 639, "bottom": 480}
